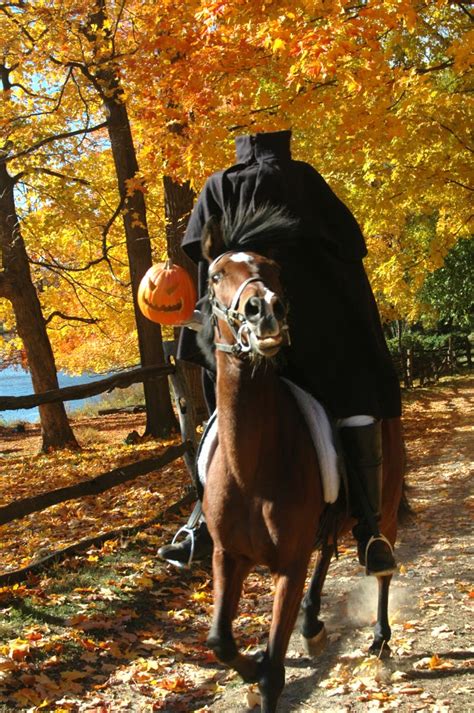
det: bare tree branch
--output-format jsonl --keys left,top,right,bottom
{"left": 27, "top": 197, "right": 124, "bottom": 277}
{"left": 452, "top": 1, "right": 474, "bottom": 21}
{"left": 13, "top": 166, "right": 91, "bottom": 185}
{"left": 1, "top": 121, "right": 108, "bottom": 165}
{"left": 44, "top": 311, "right": 99, "bottom": 326}
{"left": 100, "top": 196, "right": 129, "bottom": 285}
{"left": 430, "top": 117, "right": 474, "bottom": 153}
{"left": 29, "top": 252, "right": 108, "bottom": 274}
{"left": 0, "top": 5, "right": 37, "bottom": 46}
{"left": 8, "top": 67, "right": 75, "bottom": 124}
{"left": 416, "top": 60, "right": 455, "bottom": 75}
{"left": 447, "top": 179, "right": 474, "bottom": 192}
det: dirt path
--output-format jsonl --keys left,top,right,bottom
{"left": 0, "top": 378, "right": 471, "bottom": 712}
{"left": 209, "top": 377, "right": 473, "bottom": 712}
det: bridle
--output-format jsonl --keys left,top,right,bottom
{"left": 207, "top": 253, "right": 289, "bottom": 357}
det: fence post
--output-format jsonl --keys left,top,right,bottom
{"left": 406, "top": 348, "right": 413, "bottom": 388}
{"left": 466, "top": 337, "right": 472, "bottom": 369}
{"left": 448, "top": 336, "right": 455, "bottom": 374}
{"left": 163, "top": 341, "right": 200, "bottom": 493}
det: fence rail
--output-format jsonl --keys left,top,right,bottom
{"left": 0, "top": 363, "right": 174, "bottom": 410}
{"left": 392, "top": 340, "right": 472, "bottom": 388}
{"left": 0, "top": 355, "right": 200, "bottom": 584}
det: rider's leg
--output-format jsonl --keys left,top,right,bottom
{"left": 339, "top": 416, "right": 396, "bottom": 576}
{"left": 157, "top": 369, "right": 215, "bottom": 568}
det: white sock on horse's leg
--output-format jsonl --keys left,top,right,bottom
{"left": 337, "top": 415, "right": 376, "bottom": 428}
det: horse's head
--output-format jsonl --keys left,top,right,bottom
{"left": 202, "top": 215, "right": 289, "bottom": 359}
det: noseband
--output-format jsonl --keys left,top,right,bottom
{"left": 207, "top": 254, "right": 289, "bottom": 357}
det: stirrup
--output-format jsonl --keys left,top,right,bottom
{"left": 365, "top": 534, "right": 397, "bottom": 577}
{"left": 162, "top": 500, "right": 203, "bottom": 570}
{"left": 165, "top": 525, "right": 196, "bottom": 570}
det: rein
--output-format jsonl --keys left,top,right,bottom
{"left": 207, "top": 252, "right": 289, "bottom": 357}
{"left": 209, "top": 276, "right": 262, "bottom": 356}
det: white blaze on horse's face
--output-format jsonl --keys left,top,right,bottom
{"left": 211, "top": 251, "right": 288, "bottom": 358}
{"left": 228, "top": 253, "right": 259, "bottom": 274}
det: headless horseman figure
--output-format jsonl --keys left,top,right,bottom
{"left": 158, "top": 130, "right": 401, "bottom": 576}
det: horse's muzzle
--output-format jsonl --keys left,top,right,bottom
{"left": 244, "top": 294, "right": 288, "bottom": 356}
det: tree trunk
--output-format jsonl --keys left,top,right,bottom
{"left": 0, "top": 163, "right": 78, "bottom": 451}
{"left": 83, "top": 1, "right": 176, "bottom": 438}
{"left": 163, "top": 176, "right": 197, "bottom": 281}
{"left": 163, "top": 176, "right": 207, "bottom": 423}
{"left": 103, "top": 98, "right": 176, "bottom": 437}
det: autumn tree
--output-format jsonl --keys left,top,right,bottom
{"left": 1, "top": 0, "right": 470, "bottom": 418}
{"left": 73, "top": 0, "right": 176, "bottom": 436}
{"left": 0, "top": 35, "right": 80, "bottom": 450}
{"left": 0, "top": 0, "right": 176, "bottom": 438}
{"left": 124, "top": 0, "right": 472, "bottom": 323}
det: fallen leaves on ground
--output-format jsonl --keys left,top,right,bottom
{"left": 0, "top": 377, "right": 472, "bottom": 711}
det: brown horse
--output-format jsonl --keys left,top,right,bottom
{"left": 200, "top": 214, "right": 405, "bottom": 713}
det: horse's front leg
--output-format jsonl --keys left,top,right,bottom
{"left": 206, "top": 549, "right": 257, "bottom": 681}
{"left": 256, "top": 563, "right": 309, "bottom": 713}
{"left": 300, "top": 542, "right": 333, "bottom": 655}
{"left": 369, "top": 573, "right": 392, "bottom": 657}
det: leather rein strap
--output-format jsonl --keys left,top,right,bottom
{"left": 209, "top": 276, "right": 262, "bottom": 356}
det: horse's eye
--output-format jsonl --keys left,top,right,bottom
{"left": 211, "top": 272, "right": 222, "bottom": 284}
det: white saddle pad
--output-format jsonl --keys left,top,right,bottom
{"left": 197, "top": 378, "right": 340, "bottom": 504}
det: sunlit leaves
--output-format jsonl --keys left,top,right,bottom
{"left": 123, "top": 0, "right": 471, "bottom": 323}
{"left": 0, "top": 0, "right": 471, "bottom": 371}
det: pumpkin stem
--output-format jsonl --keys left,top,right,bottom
{"left": 164, "top": 258, "right": 173, "bottom": 270}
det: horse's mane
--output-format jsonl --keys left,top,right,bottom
{"left": 197, "top": 204, "right": 298, "bottom": 370}
{"left": 221, "top": 204, "right": 299, "bottom": 252}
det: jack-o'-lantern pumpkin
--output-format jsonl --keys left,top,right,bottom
{"left": 137, "top": 260, "right": 197, "bottom": 325}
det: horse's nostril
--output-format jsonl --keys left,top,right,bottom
{"left": 273, "top": 298, "right": 286, "bottom": 322}
{"left": 245, "top": 296, "right": 261, "bottom": 320}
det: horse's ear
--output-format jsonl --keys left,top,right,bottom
{"left": 202, "top": 216, "right": 225, "bottom": 262}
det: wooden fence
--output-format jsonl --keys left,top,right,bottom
{"left": 0, "top": 351, "right": 201, "bottom": 584}
{"left": 391, "top": 338, "right": 472, "bottom": 388}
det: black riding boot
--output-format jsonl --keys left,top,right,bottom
{"left": 158, "top": 518, "right": 213, "bottom": 568}
{"left": 340, "top": 422, "right": 397, "bottom": 577}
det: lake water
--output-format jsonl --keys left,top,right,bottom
{"left": 0, "top": 367, "right": 106, "bottom": 424}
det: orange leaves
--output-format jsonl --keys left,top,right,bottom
{"left": 6, "top": 639, "right": 31, "bottom": 662}
{"left": 1, "top": 0, "right": 471, "bottom": 347}
{"left": 157, "top": 675, "right": 190, "bottom": 692}
{"left": 428, "top": 654, "right": 454, "bottom": 671}
{"left": 125, "top": 174, "right": 148, "bottom": 197}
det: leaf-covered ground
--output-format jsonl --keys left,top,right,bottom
{"left": 0, "top": 376, "right": 472, "bottom": 712}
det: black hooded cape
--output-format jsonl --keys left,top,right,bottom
{"left": 178, "top": 130, "right": 401, "bottom": 420}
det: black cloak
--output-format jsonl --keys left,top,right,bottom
{"left": 178, "top": 130, "right": 401, "bottom": 420}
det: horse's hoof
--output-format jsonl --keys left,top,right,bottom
{"left": 368, "top": 640, "right": 391, "bottom": 658}
{"left": 303, "top": 624, "right": 328, "bottom": 656}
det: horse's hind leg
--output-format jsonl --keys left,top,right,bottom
{"left": 206, "top": 549, "right": 257, "bottom": 680}
{"left": 301, "top": 543, "right": 333, "bottom": 655}
{"left": 368, "top": 573, "right": 392, "bottom": 657}
{"left": 257, "top": 564, "right": 308, "bottom": 713}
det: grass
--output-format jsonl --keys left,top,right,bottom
{"left": 67, "top": 383, "right": 145, "bottom": 418}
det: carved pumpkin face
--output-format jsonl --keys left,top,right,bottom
{"left": 137, "top": 261, "right": 197, "bottom": 325}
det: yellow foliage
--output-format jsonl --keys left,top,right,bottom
{"left": 0, "top": 0, "right": 471, "bottom": 374}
